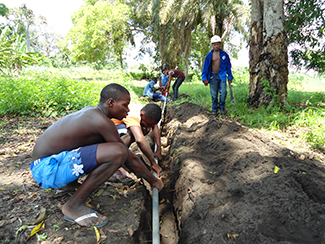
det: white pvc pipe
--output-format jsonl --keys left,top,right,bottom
{"left": 152, "top": 91, "right": 168, "bottom": 244}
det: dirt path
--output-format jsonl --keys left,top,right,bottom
{"left": 1, "top": 102, "right": 325, "bottom": 243}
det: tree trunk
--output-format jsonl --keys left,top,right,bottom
{"left": 160, "top": 25, "right": 167, "bottom": 67}
{"left": 249, "top": 0, "right": 289, "bottom": 107}
{"left": 25, "top": 22, "right": 31, "bottom": 52}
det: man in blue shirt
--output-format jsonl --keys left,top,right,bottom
{"left": 201, "top": 35, "right": 234, "bottom": 115}
{"left": 143, "top": 77, "right": 168, "bottom": 102}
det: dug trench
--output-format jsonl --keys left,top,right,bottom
{"left": 1, "top": 102, "right": 325, "bottom": 243}
{"left": 157, "top": 102, "right": 325, "bottom": 244}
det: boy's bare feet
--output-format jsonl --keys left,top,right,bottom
{"left": 108, "top": 167, "right": 133, "bottom": 183}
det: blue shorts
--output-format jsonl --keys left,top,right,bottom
{"left": 30, "top": 144, "right": 98, "bottom": 189}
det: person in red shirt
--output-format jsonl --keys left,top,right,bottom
{"left": 163, "top": 69, "right": 186, "bottom": 101}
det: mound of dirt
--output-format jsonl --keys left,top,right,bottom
{"left": 1, "top": 102, "right": 325, "bottom": 244}
{"left": 159, "top": 102, "right": 325, "bottom": 244}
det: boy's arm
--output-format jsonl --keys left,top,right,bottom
{"left": 151, "top": 87, "right": 158, "bottom": 92}
{"left": 166, "top": 71, "right": 173, "bottom": 88}
{"left": 152, "top": 124, "right": 162, "bottom": 160}
{"left": 129, "top": 126, "right": 162, "bottom": 176}
{"left": 201, "top": 52, "right": 211, "bottom": 86}
{"left": 97, "top": 115, "right": 162, "bottom": 190}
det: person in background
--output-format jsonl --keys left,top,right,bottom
{"left": 163, "top": 68, "right": 186, "bottom": 101}
{"left": 201, "top": 35, "right": 234, "bottom": 115}
{"left": 159, "top": 64, "right": 169, "bottom": 97}
{"left": 143, "top": 77, "right": 168, "bottom": 102}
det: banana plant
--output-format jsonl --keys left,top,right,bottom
{"left": 0, "top": 26, "right": 42, "bottom": 75}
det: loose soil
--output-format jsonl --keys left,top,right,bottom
{"left": 1, "top": 101, "right": 325, "bottom": 244}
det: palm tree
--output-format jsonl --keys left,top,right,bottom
{"left": 134, "top": 0, "right": 248, "bottom": 73}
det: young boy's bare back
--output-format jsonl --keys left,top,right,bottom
{"left": 32, "top": 106, "right": 122, "bottom": 160}
{"left": 30, "top": 84, "right": 163, "bottom": 228}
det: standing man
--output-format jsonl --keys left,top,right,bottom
{"left": 201, "top": 35, "right": 234, "bottom": 115}
{"left": 163, "top": 68, "right": 186, "bottom": 101}
{"left": 30, "top": 83, "right": 163, "bottom": 228}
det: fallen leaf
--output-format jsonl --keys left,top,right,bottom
{"left": 95, "top": 189, "right": 104, "bottom": 197}
{"left": 99, "top": 229, "right": 107, "bottom": 242}
{"left": 0, "top": 220, "right": 6, "bottom": 227}
{"left": 16, "top": 224, "right": 28, "bottom": 236}
{"left": 28, "top": 221, "right": 45, "bottom": 238}
{"left": 128, "top": 226, "right": 134, "bottom": 236}
{"left": 8, "top": 217, "right": 17, "bottom": 224}
{"left": 107, "top": 229, "right": 120, "bottom": 233}
{"left": 93, "top": 226, "right": 101, "bottom": 243}
{"left": 31, "top": 207, "right": 47, "bottom": 225}
{"left": 274, "top": 166, "right": 280, "bottom": 174}
{"left": 53, "top": 237, "right": 63, "bottom": 244}
{"left": 227, "top": 233, "right": 239, "bottom": 240}
{"left": 86, "top": 199, "right": 92, "bottom": 208}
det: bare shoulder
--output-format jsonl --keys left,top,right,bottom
{"left": 78, "top": 106, "right": 112, "bottom": 126}
{"left": 50, "top": 106, "right": 116, "bottom": 141}
{"left": 56, "top": 106, "right": 111, "bottom": 130}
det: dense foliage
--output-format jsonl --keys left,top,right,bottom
{"left": 0, "top": 71, "right": 99, "bottom": 116}
{"left": 0, "top": 27, "right": 41, "bottom": 75}
{"left": 133, "top": 0, "right": 249, "bottom": 72}
{"left": 285, "top": 0, "right": 325, "bottom": 74}
{"left": 1, "top": 1, "right": 324, "bottom": 74}
{"left": 65, "top": 1, "right": 131, "bottom": 69}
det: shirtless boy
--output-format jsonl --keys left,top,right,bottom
{"left": 112, "top": 103, "right": 163, "bottom": 176}
{"left": 31, "top": 83, "right": 163, "bottom": 227}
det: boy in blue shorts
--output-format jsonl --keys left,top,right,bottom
{"left": 30, "top": 83, "right": 163, "bottom": 228}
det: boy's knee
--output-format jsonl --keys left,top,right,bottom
{"left": 116, "top": 142, "right": 128, "bottom": 163}
{"left": 97, "top": 142, "right": 128, "bottom": 165}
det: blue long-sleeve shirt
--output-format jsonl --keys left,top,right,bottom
{"left": 143, "top": 80, "right": 156, "bottom": 99}
{"left": 201, "top": 49, "right": 234, "bottom": 83}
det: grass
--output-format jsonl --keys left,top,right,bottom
{"left": 0, "top": 65, "right": 324, "bottom": 153}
